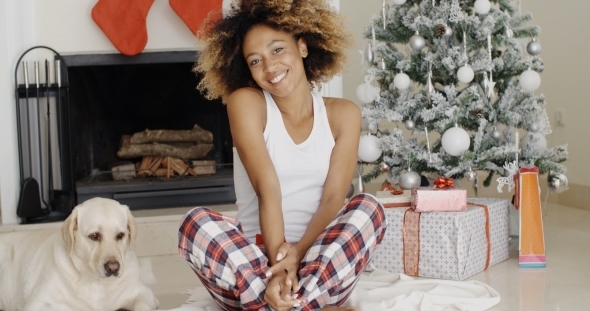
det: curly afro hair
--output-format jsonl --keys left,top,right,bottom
{"left": 195, "top": 0, "right": 353, "bottom": 103}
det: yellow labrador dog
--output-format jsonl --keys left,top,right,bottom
{"left": 0, "top": 198, "right": 159, "bottom": 311}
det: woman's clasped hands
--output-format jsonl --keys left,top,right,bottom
{"left": 264, "top": 242, "right": 303, "bottom": 310}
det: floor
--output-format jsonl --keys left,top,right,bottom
{"left": 1, "top": 201, "right": 588, "bottom": 310}
{"left": 142, "top": 202, "right": 590, "bottom": 311}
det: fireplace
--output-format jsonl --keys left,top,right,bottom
{"left": 62, "top": 51, "right": 235, "bottom": 210}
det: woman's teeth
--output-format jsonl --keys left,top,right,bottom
{"left": 270, "top": 71, "right": 287, "bottom": 84}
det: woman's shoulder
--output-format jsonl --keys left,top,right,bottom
{"left": 227, "top": 87, "right": 266, "bottom": 108}
{"left": 322, "top": 97, "right": 361, "bottom": 122}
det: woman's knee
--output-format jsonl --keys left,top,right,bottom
{"left": 346, "top": 194, "right": 386, "bottom": 227}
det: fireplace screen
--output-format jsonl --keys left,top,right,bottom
{"left": 63, "top": 51, "right": 235, "bottom": 209}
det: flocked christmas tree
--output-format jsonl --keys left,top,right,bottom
{"left": 356, "top": 0, "right": 568, "bottom": 193}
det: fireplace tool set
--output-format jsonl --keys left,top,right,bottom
{"left": 14, "top": 46, "right": 75, "bottom": 224}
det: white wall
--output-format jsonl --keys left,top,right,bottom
{"left": 340, "top": 0, "right": 590, "bottom": 201}
{"left": 0, "top": 0, "right": 37, "bottom": 225}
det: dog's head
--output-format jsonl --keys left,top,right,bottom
{"left": 61, "top": 198, "right": 137, "bottom": 279}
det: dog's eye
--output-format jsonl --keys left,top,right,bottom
{"left": 116, "top": 232, "right": 125, "bottom": 240}
{"left": 88, "top": 233, "right": 100, "bottom": 241}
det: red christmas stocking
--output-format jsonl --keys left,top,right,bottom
{"left": 91, "top": 0, "right": 155, "bottom": 56}
{"left": 169, "top": 0, "right": 223, "bottom": 36}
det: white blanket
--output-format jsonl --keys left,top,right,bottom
{"left": 162, "top": 269, "right": 500, "bottom": 311}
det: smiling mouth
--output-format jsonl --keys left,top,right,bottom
{"left": 269, "top": 70, "right": 288, "bottom": 84}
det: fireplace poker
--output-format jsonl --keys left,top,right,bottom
{"left": 45, "top": 59, "right": 54, "bottom": 204}
{"left": 35, "top": 62, "right": 50, "bottom": 209}
{"left": 23, "top": 62, "right": 34, "bottom": 175}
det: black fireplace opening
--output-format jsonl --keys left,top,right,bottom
{"left": 63, "top": 51, "right": 235, "bottom": 209}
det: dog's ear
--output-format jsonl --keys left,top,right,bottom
{"left": 61, "top": 207, "right": 79, "bottom": 253}
{"left": 125, "top": 206, "right": 137, "bottom": 249}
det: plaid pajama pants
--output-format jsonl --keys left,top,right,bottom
{"left": 178, "top": 193, "right": 386, "bottom": 311}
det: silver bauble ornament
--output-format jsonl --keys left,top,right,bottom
{"left": 364, "top": 41, "right": 374, "bottom": 64}
{"left": 444, "top": 26, "right": 453, "bottom": 37}
{"left": 527, "top": 38, "right": 542, "bottom": 56}
{"left": 465, "top": 170, "right": 477, "bottom": 181}
{"left": 400, "top": 170, "right": 421, "bottom": 190}
{"left": 491, "top": 127, "right": 502, "bottom": 140}
{"left": 378, "top": 59, "right": 387, "bottom": 70}
{"left": 346, "top": 183, "right": 355, "bottom": 199}
{"left": 409, "top": 32, "right": 426, "bottom": 51}
{"left": 548, "top": 173, "right": 569, "bottom": 194}
{"left": 405, "top": 120, "right": 416, "bottom": 130}
{"left": 529, "top": 122, "right": 540, "bottom": 133}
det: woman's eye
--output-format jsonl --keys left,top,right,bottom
{"left": 273, "top": 47, "right": 283, "bottom": 54}
{"left": 250, "top": 59, "right": 260, "bottom": 66}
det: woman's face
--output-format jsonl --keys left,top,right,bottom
{"left": 242, "top": 24, "right": 308, "bottom": 98}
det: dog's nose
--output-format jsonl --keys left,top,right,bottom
{"left": 104, "top": 260, "right": 120, "bottom": 276}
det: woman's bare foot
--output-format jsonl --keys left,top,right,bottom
{"left": 320, "top": 306, "right": 359, "bottom": 311}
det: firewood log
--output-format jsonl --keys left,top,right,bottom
{"left": 129, "top": 124, "right": 213, "bottom": 144}
{"left": 117, "top": 142, "right": 213, "bottom": 160}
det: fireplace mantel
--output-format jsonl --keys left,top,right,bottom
{"left": 0, "top": 0, "right": 341, "bottom": 224}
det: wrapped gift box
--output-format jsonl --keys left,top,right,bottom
{"left": 376, "top": 190, "right": 411, "bottom": 208}
{"left": 411, "top": 187, "right": 467, "bottom": 212}
{"left": 371, "top": 198, "right": 509, "bottom": 280}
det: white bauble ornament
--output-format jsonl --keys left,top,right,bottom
{"left": 441, "top": 125, "right": 471, "bottom": 156}
{"left": 358, "top": 134, "right": 382, "bottom": 162}
{"left": 527, "top": 38, "right": 542, "bottom": 55}
{"left": 529, "top": 122, "right": 540, "bottom": 133}
{"left": 409, "top": 33, "right": 426, "bottom": 51}
{"left": 393, "top": 72, "right": 411, "bottom": 90}
{"left": 356, "top": 83, "right": 379, "bottom": 104}
{"left": 474, "top": 0, "right": 491, "bottom": 14}
{"left": 520, "top": 132, "right": 547, "bottom": 152}
{"left": 444, "top": 26, "right": 453, "bottom": 37}
{"left": 457, "top": 65, "right": 475, "bottom": 83}
{"left": 404, "top": 120, "right": 416, "bottom": 130}
{"left": 400, "top": 170, "right": 421, "bottom": 190}
{"left": 505, "top": 28, "right": 514, "bottom": 38}
{"left": 519, "top": 69, "right": 541, "bottom": 92}
{"left": 392, "top": 0, "right": 407, "bottom": 5}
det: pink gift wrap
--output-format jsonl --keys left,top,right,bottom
{"left": 411, "top": 187, "right": 467, "bottom": 212}
{"left": 371, "top": 198, "right": 510, "bottom": 280}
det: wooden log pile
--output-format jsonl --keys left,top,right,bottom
{"left": 112, "top": 124, "right": 217, "bottom": 180}
{"left": 135, "top": 156, "right": 196, "bottom": 178}
{"left": 117, "top": 124, "right": 214, "bottom": 160}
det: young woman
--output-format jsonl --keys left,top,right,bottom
{"left": 178, "top": 1, "right": 386, "bottom": 310}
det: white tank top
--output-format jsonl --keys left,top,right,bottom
{"left": 234, "top": 90, "right": 335, "bottom": 243}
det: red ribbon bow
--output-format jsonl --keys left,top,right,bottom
{"left": 433, "top": 177, "right": 455, "bottom": 189}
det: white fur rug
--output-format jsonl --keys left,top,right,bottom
{"left": 161, "top": 269, "right": 500, "bottom": 311}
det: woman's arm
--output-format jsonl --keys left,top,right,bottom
{"left": 227, "top": 88, "right": 285, "bottom": 266}
{"left": 294, "top": 98, "right": 362, "bottom": 261}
